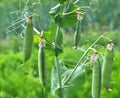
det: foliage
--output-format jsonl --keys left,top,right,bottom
{"left": 0, "top": 0, "right": 120, "bottom": 38}
{"left": 0, "top": 31, "right": 120, "bottom": 98}
{"left": 0, "top": 0, "right": 120, "bottom": 98}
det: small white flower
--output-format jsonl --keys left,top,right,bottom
{"left": 107, "top": 41, "right": 114, "bottom": 51}
{"left": 76, "top": 8, "right": 83, "bottom": 20}
{"left": 39, "top": 37, "right": 46, "bottom": 48}
{"left": 91, "top": 52, "right": 98, "bottom": 63}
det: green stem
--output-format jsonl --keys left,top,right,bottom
{"left": 63, "top": 47, "right": 90, "bottom": 85}
{"left": 55, "top": 56, "right": 62, "bottom": 88}
{"left": 55, "top": 26, "right": 62, "bottom": 87}
{"left": 63, "top": 35, "right": 104, "bottom": 85}
{"left": 55, "top": 26, "right": 60, "bottom": 56}
{"left": 55, "top": 26, "right": 60, "bottom": 43}
{"left": 102, "top": 36, "right": 112, "bottom": 42}
{"left": 79, "top": 6, "right": 91, "bottom": 9}
{"left": 60, "top": 3, "right": 63, "bottom": 15}
{"left": 62, "top": 9, "right": 76, "bottom": 15}
{"left": 55, "top": 26, "right": 63, "bottom": 98}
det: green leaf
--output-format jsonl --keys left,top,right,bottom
{"left": 43, "top": 21, "right": 57, "bottom": 44}
{"left": 54, "top": 12, "right": 77, "bottom": 28}
{"left": 49, "top": 21, "right": 57, "bottom": 37}
{"left": 51, "top": 60, "right": 85, "bottom": 97}
{"left": 50, "top": 3, "right": 78, "bottom": 27}
{"left": 34, "top": 35, "right": 40, "bottom": 44}
{"left": 61, "top": 66, "right": 85, "bottom": 97}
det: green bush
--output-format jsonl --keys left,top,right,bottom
{"left": 0, "top": 31, "right": 120, "bottom": 97}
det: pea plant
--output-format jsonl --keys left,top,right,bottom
{"left": 8, "top": 0, "right": 115, "bottom": 98}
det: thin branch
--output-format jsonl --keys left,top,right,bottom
{"left": 63, "top": 35, "right": 104, "bottom": 85}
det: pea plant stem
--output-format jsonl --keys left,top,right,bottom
{"left": 55, "top": 26, "right": 63, "bottom": 98}
{"left": 55, "top": 56, "right": 63, "bottom": 98}
{"left": 63, "top": 35, "right": 104, "bottom": 85}
{"left": 55, "top": 56, "right": 62, "bottom": 88}
{"left": 55, "top": 26, "right": 60, "bottom": 45}
{"left": 63, "top": 47, "right": 89, "bottom": 85}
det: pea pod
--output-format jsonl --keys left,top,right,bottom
{"left": 38, "top": 37, "right": 46, "bottom": 87}
{"left": 74, "top": 9, "right": 83, "bottom": 49}
{"left": 74, "top": 20, "right": 81, "bottom": 49}
{"left": 102, "top": 41, "right": 114, "bottom": 91}
{"left": 23, "top": 17, "right": 34, "bottom": 63}
{"left": 91, "top": 52, "right": 101, "bottom": 98}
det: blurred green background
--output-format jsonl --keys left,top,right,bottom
{"left": 0, "top": 0, "right": 120, "bottom": 98}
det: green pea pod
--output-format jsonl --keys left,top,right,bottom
{"left": 23, "top": 17, "right": 34, "bottom": 63}
{"left": 74, "top": 20, "right": 81, "bottom": 49}
{"left": 38, "top": 37, "right": 46, "bottom": 87}
{"left": 91, "top": 52, "right": 101, "bottom": 98}
{"left": 102, "top": 41, "right": 114, "bottom": 91}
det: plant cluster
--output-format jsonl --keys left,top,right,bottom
{"left": 9, "top": 0, "right": 115, "bottom": 98}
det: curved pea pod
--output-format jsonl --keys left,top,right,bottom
{"left": 23, "top": 17, "right": 34, "bottom": 63}
{"left": 102, "top": 41, "right": 114, "bottom": 91}
{"left": 73, "top": 20, "right": 81, "bottom": 49}
{"left": 38, "top": 37, "right": 46, "bottom": 87}
{"left": 91, "top": 52, "right": 101, "bottom": 98}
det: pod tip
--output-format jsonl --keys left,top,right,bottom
{"left": 73, "top": 46, "right": 77, "bottom": 50}
{"left": 106, "top": 88, "right": 112, "bottom": 92}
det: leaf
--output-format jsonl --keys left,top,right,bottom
{"left": 49, "top": 3, "right": 78, "bottom": 18}
{"left": 43, "top": 21, "right": 57, "bottom": 44}
{"left": 61, "top": 66, "right": 85, "bottom": 97}
{"left": 49, "top": 21, "right": 57, "bottom": 38}
{"left": 54, "top": 12, "right": 77, "bottom": 28}
{"left": 51, "top": 60, "right": 85, "bottom": 97}
{"left": 53, "top": 4, "right": 78, "bottom": 28}
{"left": 50, "top": 3, "right": 78, "bottom": 28}
{"left": 34, "top": 35, "right": 40, "bottom": 44}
